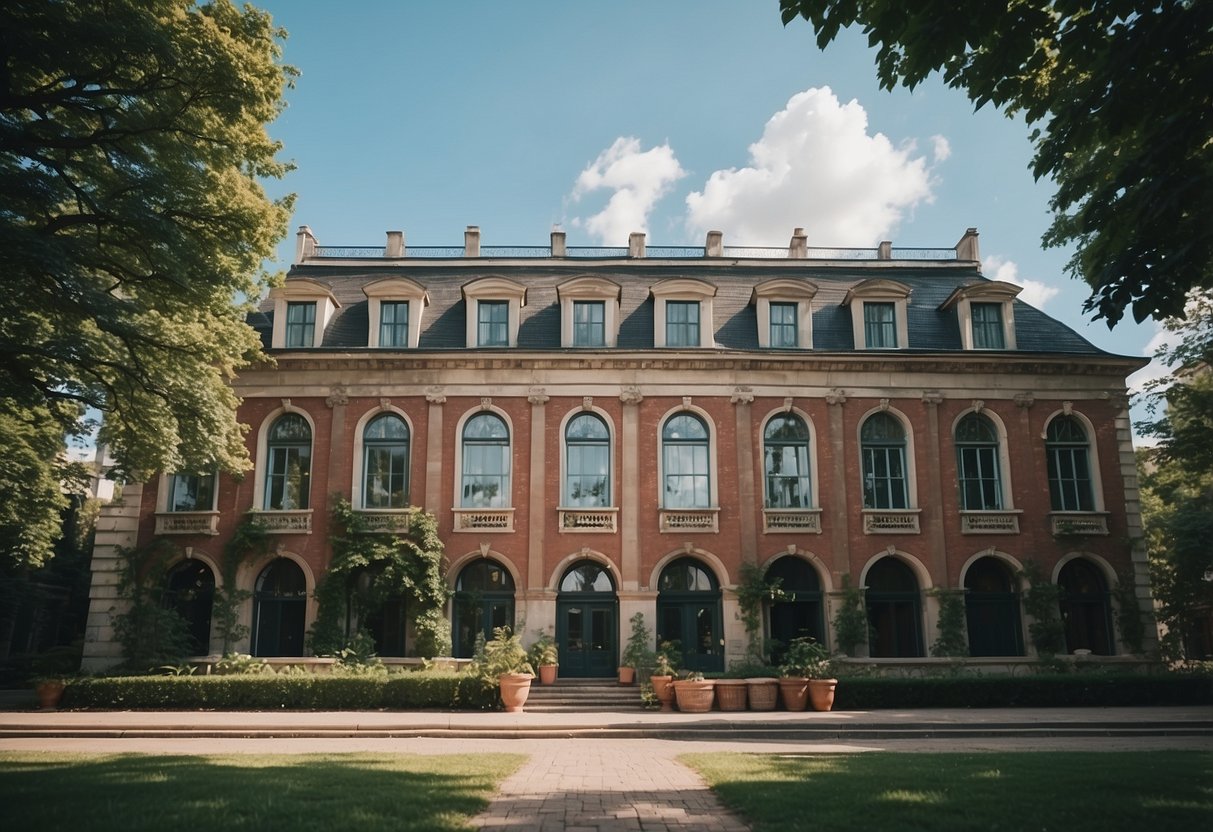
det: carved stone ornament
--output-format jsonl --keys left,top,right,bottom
{"left": 527, "top": 387, "right": 549, "bottom": 405}
{"left": 825, "top": 388, "right": 847, "bottom": 406}
{"left": 682, "top": 396, "right": 693, "bottom": 409}
{"left": 786, "top": 544, "right": 797, "bottom": 555}
{"left": 730, "top": 386, "right": 754, "bottom": 404}
{"left": 782, "top": 397, "right": 794, "bottom": 413}
{"left": 379, "top": 398, "right": 392, "bottom": 412}
{"left": 1062, "top": 401, "right": 1074, "bottom": 416}
{"left": 922, "top": 390, "right": 943, "bottom": 407}
{"left": 582, "top": 396, "right": 593, "bottom": 411}
{"left": 425, "top": 386, "right": 446, "bottom": 404}
{"left": 619, "top": 386, "right": 644, "bottom": 405}
{"left": 325, "top": 386, "right": 349, "bottom": 408}
{"left": 879, "top": 398, "right": 891, "bottom": 412}
{"left": 886, "top": 544, "right": 896, "bottom": 555}
{"left": 481, "top": 397, "right": 493, "bottom": 411}
{"left": 1014, "top": 392, "right": 1035, "bottom": 409}
{"left": 280, "top": 398, "right": 292, "bottom": 412}
{"left": 971, "top": 399, "right": 986, "bottom": 414}
{"left": 683, "top": 541, "right": 695, "bottom": 554}
{"left": 479, "top": 542, "right": 491, "bottom": 557}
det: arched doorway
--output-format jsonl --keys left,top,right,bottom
{"left": 964, "top": 557, "right": 1024, "bottom": 656}
{"left": 1058, "top": 559, "right": 1114, "bottom": 655}
{"left": 865, "top": 557, "right": 924, "bottom": 658}
{"left": 767, "top": 557, "right": 824, "bottom": 663}
{"left": 163, "top": 560, "right": 215, "bottom": 655}
{"left": 452, "top": 559, "right": 515, "bottom": 658}
{"left": 656, "top": 557, "right": 723, "bottom": 673}
{"left": 252, "top": 558, "right": 307, "bottom": 657}
{"left": 556, "top": 561, "right": 617, "bottom": 678}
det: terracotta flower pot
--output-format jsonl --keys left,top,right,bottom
{"left": 538, "top": 664, "right": 558, "bottom": 685}
{"left": 650, "top": 674, "right": 675, "bottom": 711}
{"left": 779, "top": 676, "right": 809, "bottom": 711}
{"left": 672, "top": 679, "right": 715, "bottom": 713}
{"left": 715, "top": 679, "right": 748, "bottom": 712}
{"left": 35, "top": 681, "right": 65, "bottom": 711}
{"left": 498, "top": 672, "right": 533, "bottom": 713}
{"left": 745, "top": 677, "right": 779, "bottom": 711}
{"left": 618, "top": 666, "right": 636, "bottom": 685}
{"left": 808, "top": 678, "right": 838, "bottom": 712}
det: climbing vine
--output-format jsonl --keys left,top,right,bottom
{"left": 214, "top": 515, "right": 271, "bottom": 654}
{"left": 1113, "top": 568, "right": 1145, "bottom": 655}
{"left": 734, "top": 562, "right": 788, "bottom": 662}
{"left": 111, "top": 539, "right": 192, "bottom": 668}
{"left": 310, "top": 499, "right": 451, "bottom": 659}
{"left": 928, "top": 589, "right": 969, "bottom": 658}
{"left": 1018, "top": 560, "right": 1065, "bottom": 658}
{"left": 832, "top": 574, "right": 868, "bottom": 657}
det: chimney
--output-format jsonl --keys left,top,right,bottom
{"left": 878, "top": 240, "right": 892, "bottom": 260}
{"left": 955, "top": 228, "right": 980, "bottom": 261}
{"left": 789, "top": 227, "right": 808, "bottom": 259}
{"left": 705, "top": 230, "right": 723, "bottom": 257}
{"left": 551, "top": 229, "right": 567, "bottom": 257}
{"left": 386, "top": 230, "right": 404, "bottom": 257}
{"left": 464, "top": 225, "right": 481, "bottom": 257}
{"left": 628, "top": 232, "right": 646, "bottom": 258}
{"left": 294, "top": 225, "right": 317, "bottom": 264}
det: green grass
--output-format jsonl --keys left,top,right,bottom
{"left": 682, "top": 752, "right": 1213, "bottom": 832}
{"left": 0, "top": 752, "right": 525, "bottom": 831}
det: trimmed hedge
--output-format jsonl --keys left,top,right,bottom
{"left": 62, "top": 672, "right": 495, "bottom": 711}
{"left": 832, "top": 673, "right": 1213, "bottom": 709}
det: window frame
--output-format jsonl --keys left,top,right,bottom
{"left": 860, "top": 411, "right": 910, "bottom": 510}
{"left": 562, "top": 411, "right": 612, "bottom": 508}
{"left": 665, "top": 300, "right": 701, "bottom": 348}
{"left": 650, "top": 278, "right": 716, "bottom": 348}
{"left": 1045, "top": 414, "right": 1097, "bottom": 512}
{"left": 284, "top": 301, "right": 316, "bottom": 348}
{"left": 659, "top": 411, "right": 713, "bottom": 509}
{"left": 262, "top": 412, "right": 313, "bottom": 511}
{"left": 842, "top": 278, "right": 911, "bottom": 351}
{"left": 763, "top": 413, "right": 814, "bottom": 509}
{"left": 955, "top": 412, "right": 1003, "bottom": 511}
{"left": 364, "top": 276, "right": 428, "bottom": 348}
{"left": 360, "top": 411, "right": 411, "bottom": 510}
{"left": 377, "top": 300, "right": 410, "bottom": 348}
{"left": 268, "top": 278, "right": 339, "bottom": 349}
{"left": 939, "top": 280, "right": 1021, "bottom": 351}
{"left": 459, "top": 411, "right": 512, "bottom": 509}
{"left": 752, "top": 278, "right": 817, "bottom": 349}
{"left": 572, "top": 300, "right": 606, "bottom": 347}
{"left": 461, "top": 276, "right": 526, "bottom": 348}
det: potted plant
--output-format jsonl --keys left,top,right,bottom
{"left": 671, "top": 670, "right": 715, "bottom": 713}
{"left": 619, "top": 612, "right": 652, "bottom": 685}
{"left": 779, "top": 637, "right": 836, "bottom": 712}
{"left": 648, "top": 641, "right": 680, "bottom": 712}
{"left": 33, "top": 676, "right": 67, "bottom": 710}
{"left": 528, "top": 631, "right": 559, "bottom": 685}
{"left": 475, "top": 627, "right": 534, "bottom": 712}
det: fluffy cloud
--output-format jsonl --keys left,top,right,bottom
{"left": 684, "top": 87, "right": 938, "bottom": 246}
{"left": 569, "top": 137, "right": 686, "bottom": 245}
{"left": 983, "top": 256, "right": 1061, "bottom": 310}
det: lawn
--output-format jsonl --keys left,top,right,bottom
{"left": 682, "top": 751, "right": 1213, "bottom": 832}
{"left": 0, "top": 752, "right": 525, "bottom": 832}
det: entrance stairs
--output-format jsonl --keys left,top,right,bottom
{"left": 525, "top": 677, "right": 645, "bottom": 713}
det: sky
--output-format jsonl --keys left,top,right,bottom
{"left": 250, "top": 1, "right": 1168, "bottom": 421}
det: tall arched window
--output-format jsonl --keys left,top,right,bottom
{"left": 964, "top": 557, "right": 1023, "bottom": 656}
{"left": 452, "top": 559, "right": 515, "bottom": 658}
{"left": 264, "top": 413, "right": 312, "bottom": 510}
{"left": 955, "top": 413, "right": 1003, "bottom": 510}
{"left": 1058, "top": 559, "right": 1113, "bottom": 655}
{"left": 461, "top": 413, "right": 510, "bottom": 507}
{"left": 565, "top": 413, "right": 610, "bottom": 507}
{"left": 162, "top": 560, "right": 215, "bottom": 655}
{"left": 861, "top": 413, "right": 908, "bottom": 509}
{"left": 662, "top": 413, "right": 710, "bottom": 508}
{"left": 1046, "top": 415, "right": 1094, "bottom": 511}
{"left": 656, "top": 557, "right": 722, "bottom": 672}
{"left": 252, "top": 558, "right": 307, "bottom": 657}
{"left": 764, "top": 414, "right": 812, "bottom": 508}
{"left": 766, "top": 557, "right": 824, "bottom": 661}
{"left": 363, "top": 413, "right": 410, "bottom": 509}
{"left": 865, "top": 557, "right": 923, "bottom": 658}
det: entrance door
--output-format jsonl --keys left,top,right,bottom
{"left": 656, "top": 558, "right": 723, "bottom": 673}
{"left": 556, "top": 560, "right": 618, "bottom": 678}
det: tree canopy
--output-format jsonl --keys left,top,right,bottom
{"left": 0, "top": 0, "right": 294, "bottom": 567}
{"left": 780, "top": 0, "right": 1213, "bottom": 327}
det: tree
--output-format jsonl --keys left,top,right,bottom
{"left": 0, "top": 0, "right": 294, "bottom": 567}
{"left": 780, "top": 1, "right": 1213, "bottom": 327}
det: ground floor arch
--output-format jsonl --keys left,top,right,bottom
{"left": 655, "top": 556, "right": 723, "bottom": 673}
{"left": 556, "top": 560, "right": 618, "bottom": 678}
{"left": 251, "top": 557, "right": 307, "bottom": 657}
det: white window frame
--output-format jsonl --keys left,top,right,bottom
{"left": 462, "top": 276, "right": 526, "bottom": 348}
{"left": 650, "top": 278, "right": 717, "bottom": 348}
{"left": 752, "top": 279, "right": 817, "bottom": 349}
{"left": 558, "top": 407, "right": 616, "bottom": 509}
{"left": 351, "top": 405, "right": 414, "bottom": 510}
{"left": 939, "top": 280, "right": 1022, "bottom": 351}
{"left": 656, "top": 406, "right": 719, "bottom": 510}
{"left": 269, "top": 279, "right": 340, "bottom": 349}
{"left": 364, "top": 277, "right": 428, "bottom": 348}
{"left": 842, "top": 278, "right": 911, "bottom": 351}
{"left": 557, "top": 276, "right": 621, "bottom": 348}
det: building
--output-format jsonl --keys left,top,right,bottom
{"left": 81, "top": 225, "right": 1158, "bottom": 673}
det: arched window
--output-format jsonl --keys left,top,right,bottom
{"left": 861, "top": 413, "right": 908, "bottom": 509}
{"left": 252, "top": 558, "right": 307, "bottom": 657}
{"left": 964, "top": 557, "right": 1023, "bottom": 656}
{"left": 662, "top": 413, "right": 710, "bottom": 508}
{"left": 1046, "top": 415, "right": 1094, "bottom": 511}
{"left": 452, "top": 559, "right": 515, "bottom": 658}
{"left": 955, "top": 413, "right": 1003, "bottom": 510}
{"left": 656, "top": 558, "right": 722, "bottom": 672}
{"left": 1058, "top": 559, "right": 1114, "bottom": 655}
{"left": 363, "top": 413, "right": 410, "bottom": 509}
{"left": 162, "top": 560, "right": 215, "bottom": 655}
{"left": 764, "top": 414, "right": 812, "bottom": 508}
{"left": 565, "top": 413, "right": 610, "bottom": 507}
{"left": 557, "top": 561, "right": 618, "bottom": 678}
{"left": 461, "top": 413, "right": 510, "bottom": 508}
{"left": 766, "top": 557, "right": 824, "bottom": 661}
{"left": 865, "top": 557, "right": 923, "bottom": 657}
{"left": 264, "top": 413, "right": 312, "bottom": 510}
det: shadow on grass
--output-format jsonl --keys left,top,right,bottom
{"left": 681, "top": 751, "right": 1213, "bottom": 832}
{"left": 0, "top": 752, "right": 525, "bottom": 832}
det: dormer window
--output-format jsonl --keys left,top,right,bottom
{"left": 651, "top": 278, "right": 716, "bottom": 348}
{"left": 842, "top": 279, "right": 911, "bottom": 351}
{"left": 269, "top": 278, "right": 340, "bottom": 349}
{"left": 462, "top": 276, "right": 526, "bottom": 348}
{"left": 558, "top": 276, "right": 621, "bottom": 348}
{"left": 751, "top": 278, "right": 817, "bottom": 349}
{"left": 939, "top": 280, "right": 1021, "bottom": 351}
{"left": 364, "top": 277, "right": 428, "bottom": 349}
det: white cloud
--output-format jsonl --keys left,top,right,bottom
{"left": 684, "top": 87, "right": 939, "bottom": 246}
{"left": 1126, "top": 322, "right": 1178, "bottom": 395}
{"left": 569, "top": 137, "right": 686, "bottom": 245}
{"left": 931, "top": 134, "right": 952, "bottom": 162}
{"left": 983, "top": 255, "right": 1061, "bottom": 309}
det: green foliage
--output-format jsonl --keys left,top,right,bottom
{"left": 778, "top": 637, "right": 832, "bottom": 679}
{"left": 111, "top": 540, "right": 193, "bottom": 668}
{"left": 311, "top": 500, "right": 451, "bottom": 659}
{"left": 929, "top": 589, "right": 969, "bottom": 658}
{"left": 468, "top": 627, "right": 533, "bottom": 695}
{"left": 1019, "top": 560, "right": 1065, "bottom": 658}
{"left": 780, "top": 0, "right": 1213, "bottom": 327}
{"left": 832, "top": 575, "right": 868, "bottom": 657}
{"left": 213, "top": 515, "right": 270, "bottom": 654}
{"left": 734, "top": 562, "right": 789, "bottom": 662}
{"left": 527, "top": 631, "right": 558, "bottom": 667}
{"left": 0, "top": 0, "right": 295, "bottom": 568}
{"left": 621, "top": 611, "right": 654, "bottom": 670}
{"left": 1112, "top": 571, "right": 1146, "bottom": 656}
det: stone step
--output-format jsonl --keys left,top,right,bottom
{"left": 525, "top": 679, "right": 646, "bottom": 712}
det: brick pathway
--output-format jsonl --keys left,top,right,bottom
{"left": 472, "top": 745, "right": 751, "bottom": 831}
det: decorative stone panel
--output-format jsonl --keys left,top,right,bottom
{"left": 762, "top": 509, "right": 823, "bottom": 534}
{"left": 862, "top": 509, "right": 921, "bottom": 534}
{"left": 154, "top": 511, "right": 220, "bottom": 536}
{"left": 558, "top": 507, "right": 618, "bottom": 533}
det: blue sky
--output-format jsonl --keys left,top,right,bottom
{"left": 255, "top": 1, "right": 1164, "bottom": 394}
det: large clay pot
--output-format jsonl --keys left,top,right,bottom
{"left": 779, "top": 676, "right": 809, "bottom": 711}
{"left": 35, "top": 680, "right": 65, "bottom": 711}
{"left": 672, "top": 679, "right": 715, "bottom": 713}
{"left": 746, "top": 677, "right": 779, "bottom": 711}
{"left": 715, "top": 679, "right": 748, "bottom": 712}
{"left": 538, "top": 664, "right": 558, "bottom": 685}
{"left": 808, "top": 678, "right": 838, "bottom": 712}
{"left": 498, "top": 672, "right": 533, "bottom": 713}
{"left": 618, "top": 666, "right": 636, "bottom": 685}
{"left": 650, "top": 674, "right": 675, "bottom": 711}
